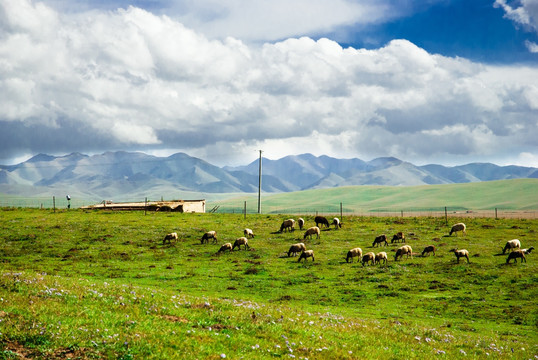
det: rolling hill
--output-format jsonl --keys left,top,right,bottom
{"left": 0, "top": 151, "right": 536, "bottom": 203}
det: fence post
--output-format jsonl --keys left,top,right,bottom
{"left": 53, "top": 196, "right": 56, "bottom": 213}
{"left": 444, "top": 206, "right": 448, "bottom": 226}
{"left": 401, "top": 210, "right": 403, "bottom": 218}
{"left": 340, "top": 202, "right": 343, "bottom": 222}
{"left": 145, "top": 197, "right": 147, "bottom": 216}
{"left": 244, "top": 201, "right": 247, "bottom": 219}
{"left": 495, "top": 208, "right": 498, "bottom": 219}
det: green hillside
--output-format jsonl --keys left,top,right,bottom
{"left": 210, "top": 179, "right": 538, "bottom": 214}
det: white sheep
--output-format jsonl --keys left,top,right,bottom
{"left": 421, "top": 245, "right": 436, "bottom": 257}
{"left": 298, "top": 218, "right": 305, "bottom": 230}
{"left": 218, "top": 243, "right": 233, "bottom": 253}
{"left": 449, "top": 223, "right": 466, "bottom": 236}
{"left": 331, "top": 217, "right": 342, "bottom": 229}
{"left": 362, "top": 252, "right": 376, "bottom": 266}
{"left": 395, "top": 245, "right": 413, "bottom": 261}
{"left": 201, "top": 231, "right": 217, "bottom": 244}
{"left": 163, "top": 232, "right": 178, "bottom": 245}
{"left": 298, "top": 249, "right": 315, "bottom": 262}
{"left": 375, "top": 252, "right": 388, "bottom": 265}
{"left": 506, "top": 249, "right": 526, "bottom": 264}
{"left": 450, "top": 248, "right": 470, "bottom": 264}
{"left": 522, "top": 247, "right": 534, "bottom": 254}
{"left": 280, "top": 219, "right": 295, "bottom": 233}
{"left": 244, "top": 228, "right": 255, "bottom": 238}
{"left": 303, "top": 226, "right": 321, "bottom": 240}
{"left": 232, "top": 237, "right": 250, "bottom": 250}
{"left": 346, "top": 248, "right": 362, "bottom": 263}
{"left": 502, "top": 239, "right": 521, "bottom": 254}
{"left": 372, "top": 234, "right": 388, "bottom": 247}
{"left": 288, "top": 243, "right": 306, "bottom": 257}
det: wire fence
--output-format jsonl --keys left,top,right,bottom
{"left": 1, "top": 196, "right": 537, "bottom": 219}
{"left": 214, "top": 205, "right": 538, "bottom": 219}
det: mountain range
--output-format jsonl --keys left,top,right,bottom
{"left": 0, "top": 151, "right": 536, "bottom": 201}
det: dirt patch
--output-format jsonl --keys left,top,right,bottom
{"left": 2, "top": 341, "right": 94, "bottom": 359}
{"left": 161, "top": 315, "right": 188, "bottom": 323}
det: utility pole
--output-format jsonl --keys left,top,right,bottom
{"left": 257, "top": 150, "right": 263, "bottom": 214}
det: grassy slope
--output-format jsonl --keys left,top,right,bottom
{"left": 0, "top": 209, "right": 537, "bottom": 359}
{"left": 211, "top": 179, "right": 538, "bottom": 213}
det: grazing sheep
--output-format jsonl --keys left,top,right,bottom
{"left": 372, "top": 234, "right": 388, "bottom": 247}
{"left": 280, "top": 219, "right": 295, "bottom": 233}
{"left": 232, "top": 237, "right": 250, "bottom": 250}
{"left": 391, "top": 232, "right": 405, "bottom": 243}
{"left": 244, "top": 228, "right": 255, "bottom": 238}
{"left": 201, "top": 231, "right": 217, "bottom": 244}
{"left": 218, "top": 243, "right": 233, "bottom": 253}
{"left": 346, "top": 247, "right": 363, "bottom": 263}
{"left": 395, "top": 245, "right": 413, "bottom": 261}
{"left": 375, "top": 252, "right": 388, "bottom": 265}
{"left": 450, "top": 248, "right": 470, "bottom": 264}
{"left": 288, "top": 243, "right": 306, "bottom": 257}
{"left": 362, "top": 252, "right": 376, "bottom": 266}
{"left": 506, "top": 249, "right": 526, "bottom": 264}
{"left": 304, "top": 226, "right": 321, "bottom": 240}
{"left": 449, "top": 223, "right": 466, "bottom": 236}
{"left": 331, "top": 217, "right": 342, "bottom": 229}
{"left": 522, "top": 247, "right": 534, "bottom": 254}
{"left": 298, "top": 218, "right": 305, "bottom": 230}
{"left": 298, "top": 250, "right": 315, "bottom": 262}
{"left": 163, "top": 232, "right": 178, "bottom": 245}
{"left": 502, "top": 239, "right": 521, "bottom": 254}
{"left": 421, "top": 245, "right": 436, "bottom": 257}
{"left": 315, "top": 216, "right": 330, "bottom": 229}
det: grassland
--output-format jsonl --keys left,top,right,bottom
{"left": 0, "top": 208, "right": 537, "bottom": 359}
{"left": 211, "top": 179, "right": 538, "bottom": 214}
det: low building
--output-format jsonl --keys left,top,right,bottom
{"left": 81, "top": 199, "right": 205, "bottom": 213}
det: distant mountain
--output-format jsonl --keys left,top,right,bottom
{"left": 0, "top": 151, "right": 536, "bottom": 200}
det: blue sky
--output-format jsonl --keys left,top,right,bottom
{"left": 0, "top": 0, "right": 537, "bottom": 167}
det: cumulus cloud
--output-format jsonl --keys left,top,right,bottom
{"left": 0, "top": 0, "right": 537, "bottom": 167}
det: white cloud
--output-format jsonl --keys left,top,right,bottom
{"left": 0, "top": 0, "right": 537, "bottom": 167}
{"left": 495, "top": 0, "right": 538, "bottom": 32}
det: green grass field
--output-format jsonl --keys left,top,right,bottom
{"left": 211, "top": 179, "right": 538, "bottom": 214}
{"left": 0, "top": 209, "right": 537, "bottom": 359}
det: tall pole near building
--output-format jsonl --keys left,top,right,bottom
{"left": 258, "top": 150, "right": 263, "bottom": 214}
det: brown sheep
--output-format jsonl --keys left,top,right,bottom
{"left": 375, "top": 252, "right": 388, "bottom": 265}
{"left": 450, "top": 248, "right": 470, "bottom": 263}
{"left": 372, "top": 234, "right": 388, "bottom": 247}
{"left": 217, "top": 243, "right": 233, "bottom": 253}
{"left": 362, "top": 252, "right": 376, "bottom": 266}
{"left": 298, "top": 218, "right": 305, "bottom": 230}
{"left": 395, "top": 245, "right": 413, "bottom": 261}
{"left": 502, "top": 239, "right": 521, "bottom": 254}
{"left": 304, "top": 226, "right": 321, "bottom": 240}
{"left": 163, "top": 232, "right": 178, "bottom": 245}
{"left": 232, "top": 237, "right": 250, "bottom": 250}
{"left": 391, "top": 232, "right": 405, "bottom": 243}
{"left": 506, "top": 249, "right": 526, "bottom": 264}
{"left": 346, "top": 247, "right": 362, "bottom": 263}
{"left": 201, "top": 231, "right": 217, "bottom": 244}
{"left": 298, "top": 249, "right": 315, "bottom": 262}
{"left": 243, "top": 228, "right": 255, "bottom": 238}
{"left": 422, "top": 245, "right": 436, "bottom": 256}
{"left": 288, "top": 243, "right": 306, "bottom": 257}
{"left": 280, "top": 219, "right": 295, "bottom": 233}
{"left": 315, "top": 216, "right": 330, "bottom": 228}
{"left": 331, "top": 217, "right": 342, "bottom": 229}
{"left": 449, "top": 223, "right": 466, "bottom": 236}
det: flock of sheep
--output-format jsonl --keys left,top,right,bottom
{"left": 163, "top": 217, "right": 533, "bottom": 265}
